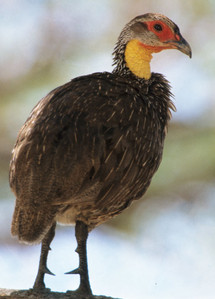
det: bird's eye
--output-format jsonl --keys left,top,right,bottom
{"left": 153, "top": 24, "right": 163, "bottom": 32}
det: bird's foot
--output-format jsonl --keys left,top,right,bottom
{"left": 29, "top": 287, "right": 51, "bottom": 294}
{"left": 65, "top": 267, "right": 92, "bottom": 296}
{"left": 33, "top": 265, "right": 55, "bottom": 290}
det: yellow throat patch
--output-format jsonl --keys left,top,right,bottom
{"left": 125, "top": 39, "right": 153, "bottom": 80}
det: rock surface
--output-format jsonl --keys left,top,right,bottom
{"left": 0, "top": 289, "right": 121, "bottom": 299}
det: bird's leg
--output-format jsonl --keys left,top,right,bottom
{"left": 66, "top": 220, "right": 92, "bottom": 295}
{"left": 33, "top": 222, "right": 56, "bottom": 291}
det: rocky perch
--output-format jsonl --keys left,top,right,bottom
{"left": 0, "top": 289, "right": 121, "bottom": 299}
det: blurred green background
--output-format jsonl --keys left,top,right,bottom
{"left": 0, "top": 1, "right": 215, "bottom": 298}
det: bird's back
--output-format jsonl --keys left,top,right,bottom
{"left": 10, "top": 71, "right": 174, "bottom": 243}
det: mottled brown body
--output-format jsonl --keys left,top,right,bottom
{"left": 10, "top": 72, "right": 173, "bottom": 243}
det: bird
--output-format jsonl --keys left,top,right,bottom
{"left": 9, "top": 13, "right": 191, "bottom": 296}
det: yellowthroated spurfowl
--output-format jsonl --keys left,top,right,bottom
{"left": 10, "top": 13, "right": 191, "bottom": 296}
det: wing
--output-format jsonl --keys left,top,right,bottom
{"left": 10, "top": 72, "right": 164, "bottom": 214}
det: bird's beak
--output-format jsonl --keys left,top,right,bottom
{"left": 165, "top": 33, "right": 192, "bottom": 58}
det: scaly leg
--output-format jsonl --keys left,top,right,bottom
{"left": 33, "top": 222, "right": 56, "bottom": 290}
{"left": 66, "top": 220, "right": 92, "bottom": 295}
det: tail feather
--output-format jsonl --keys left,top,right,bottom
{"left": 11, "top": 203, "right": 56, "bottom": 244}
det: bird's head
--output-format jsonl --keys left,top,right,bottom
{"left": 113, "top": 13, "right": 192, "bottom": 79}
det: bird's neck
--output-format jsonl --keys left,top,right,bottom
{"left": 112, "top": 39, "right": 160, "bottom": 80}
{"left": 124, "top": 40, "right": 154, "bottom": 80}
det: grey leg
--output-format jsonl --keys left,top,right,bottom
{"left": 33, "top": 222, "right": 56, "bottom": 290}
{"left": 66, "top": 220, "right": 92, "bottom": 295}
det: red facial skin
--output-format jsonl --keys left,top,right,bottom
{"left": 139, "top": 20, "right": 181, "bottom": 52}
{"left": 146, "top": 20, "right": 176, "bottom": 41}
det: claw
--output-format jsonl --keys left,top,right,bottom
{"left": 65, "top": 268, "right": 81, "bottom": 275}
{"left": 75, "top": 246, "right": 80, "bottom": 254}
{"left": 43, "top": 266, "right": 55, "bottom": 276}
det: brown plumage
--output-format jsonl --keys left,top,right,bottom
{"left": 9, "top": 13, "right": 191, "bottom": 295}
